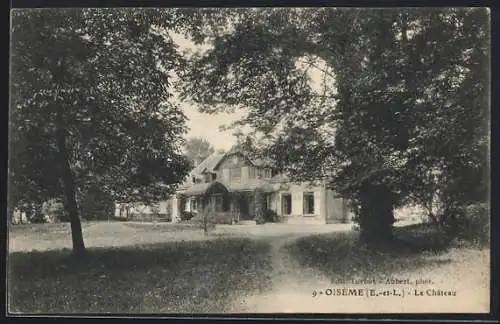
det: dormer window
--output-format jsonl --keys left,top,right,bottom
{"left": 204, "top": 173, "right": 211, "bottom": 183}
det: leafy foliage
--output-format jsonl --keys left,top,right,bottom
{"left": 77, "top": 184, "right": 115, "bottom": 221}
{"left": 41, "top": 199, "right": 66, "bottom": 223}
{"left": 253, "top": 188, "right": 266, "bottom": 224}
{"left": 180, "top": 210, "right": 196, "bottom": 221}
{"left": 183, "top": 137, "right": 215, "bottom": 165}
{"left": 10, "top": 8, "right": 198, "bottom": 251}
{"left": 179, "top": 8, "right": 490, "bottom": 243}
{"left": 451, "top": 203, "right": 490, "bottom": 246}
{"left": 264, "top": 209, "right": 279, "bottom": 223}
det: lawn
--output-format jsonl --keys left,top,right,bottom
{"left": 8, "top": 237, "right": 273, "bottom": 314}
{"left": 8, "top": 221, "right": 233, "bottom": 252}
{"left": 285, "top": 223, "right": 490, "bottom": 285}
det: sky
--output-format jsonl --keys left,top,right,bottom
{"left": 171, "top": 33, "right": 243, "bottom": 151}
{"left": 179, "top": 102, "right": 246, "bottom": 151}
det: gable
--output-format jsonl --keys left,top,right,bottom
{"left": 189, "top": 153, "right": 225, "bottom": 177}
{"left": 213, "top": 152, "right": 252, "bottom": 171}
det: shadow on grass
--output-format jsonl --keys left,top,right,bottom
{"left": 285, "top": 224, "right": 458, "bottom": 282}
{"left": 8, "top": 238, "right": 273, "bottom": 314}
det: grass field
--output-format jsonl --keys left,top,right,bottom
{"left": 8, "top": 237, "right": 273, "bottom": 314}
{"left": 286, "top": 224, "right": 490, "bottom": 282}
{"left": 8, "top": 221, "right": 490, "bottom": 314}
{"left": 285, "top": 224, "right": 490, "bottom": 312}
{"left": 8, "top": 221, "right": 233, "bottom": 252}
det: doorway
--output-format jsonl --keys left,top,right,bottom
{"left": 281, "top": 193, "right": 292, "bottom": 216}
{"left": 238, "top": 193, "right": 252, "bottom": 220}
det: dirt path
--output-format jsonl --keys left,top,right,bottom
{"left": 232, "top": 233, "right": 333, "bottom": 313}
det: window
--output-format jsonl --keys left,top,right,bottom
{"left": 191, "top": 198, "right": 198, "bottom": 212}
{"left": 230, "top": 167, "right": 241, "bottom": 181}
{"left": 214, "top": 195, "right": 223, "bottom": 212}
{"left": 303, "top": 192, "right": 315, "bottom": 215}
{"left": 211, "top": 173, "right": 217, "bottom": 181}
{"left": 256, "top": 168, "right": 271, "bottom": 179}
{"left": 248, "top": 167, "right": 256, "bottom": 179}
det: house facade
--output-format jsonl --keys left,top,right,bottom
{"left": 174, "top": 150, "right": 349, "bottom": 224}
{"left": 115, "top": 150, "right": 350, "bottom": 224}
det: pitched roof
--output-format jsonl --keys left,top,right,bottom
{"left": 178, "top": 179, "right": 276, "bottom": 196}
{"left": 190, "top": 153, "right": 225, "bottom": 176}
{"left": 178, "top": 181, "right": 229, "bottom": 196}
{"left": 183, "top": 148, "right": 274, "bottom": 189}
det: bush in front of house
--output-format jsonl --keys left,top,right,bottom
{"left": 180, "top": 211, "right": 196, "bottom": 221}
{"left": 264, "top": 209, "right": 279, "bottom": 223}
{"left": 190, "top": 211, "right": 233, "bottom": 226}
{"left": 189, "top": 207, "right": 216, "bottom": 232}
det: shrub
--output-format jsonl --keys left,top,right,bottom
{"left": 29, "top": 212, "right": 48, "bottom": 224}
{"left": 190, "top": 211, "right": 233, "bottom": 225}
{"left": 190, "top": 208, "right": 216, "bottom": 232}
{"left": 180, "top": 211, "right": 196, "bottom": 221}
{"left": 78, "top": 185, "right": 114, "bottom": 221}
{"left": 435, "top": 202, "right": 489, "bottom": 246}
{"left": 263, "top": 209, "right": 278, "bottom": 223}
{"left": 455, "top": 203, "right": 490, "bottom": 244}
{"left": 42, "top": 199, "right": 67, "bottom": 222}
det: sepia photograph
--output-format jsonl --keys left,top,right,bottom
{"left": 7, "top": 7, "right": 491, "bottom": 315}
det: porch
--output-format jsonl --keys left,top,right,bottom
{"left": 176, "top": 181, "right": 274, "bottom": 224}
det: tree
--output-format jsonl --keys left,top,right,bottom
{"left": 178, "top": 8, "right": 489, "bottom": 244}
{"left": 10, "top": 8, "right": 196, "bottom": 255}
{"left": 183, "top": 137, "right": 215, "bottom": 165}
{"left": 77, "top": 183, "right": 115, "bottom": 221}
{"left": 41, "top": 199, "right": 66, "bottom": 223}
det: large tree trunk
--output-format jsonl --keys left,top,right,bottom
{"left": 358, "top": 183, "right": 395, "bottom": 246}
{"left": 56, "top": 130, "right": 86, "bottom": 255}
{"left": 7, "top": 204, "right": 13, "bottom": 225}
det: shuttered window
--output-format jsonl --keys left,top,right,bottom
{"left": 303, "top": 192, "right": 315, "bottom": 215}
